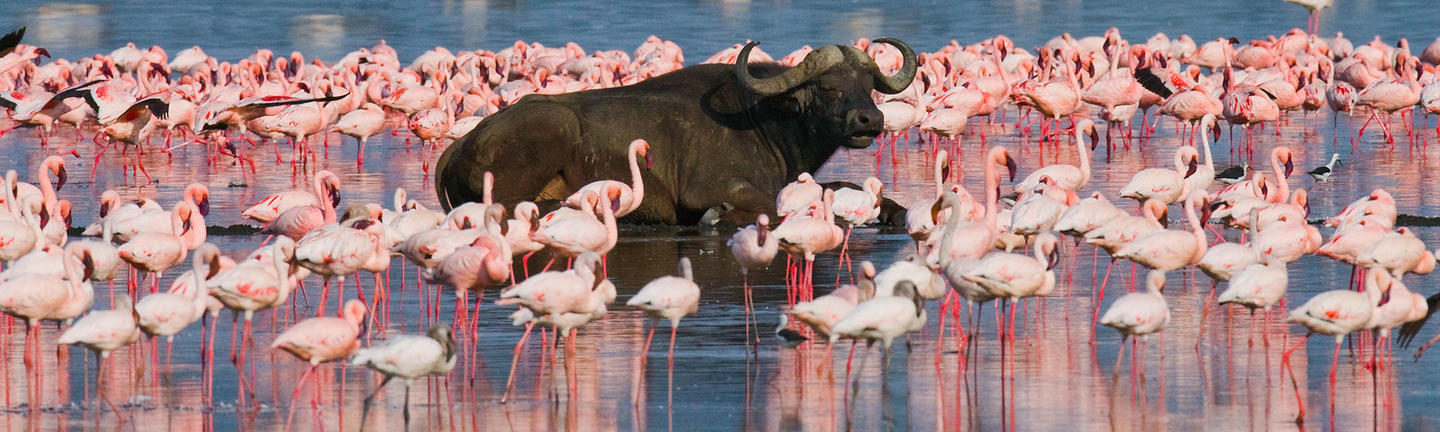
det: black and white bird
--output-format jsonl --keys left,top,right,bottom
{"left": 352, "top": 326, "right": 457, "bottom": 429}
{"left": 1215, "top": 162, "right": 1247, "bottom": 184}
{"left": 775, "top": 314, "right": 808, "bottom": 348}
{"left": 1308, "top": 153, "right": 1340, "bottom": 182}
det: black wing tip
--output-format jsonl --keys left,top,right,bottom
{"left": 1132, "top": 68, "right": 1174, "bottom": 99}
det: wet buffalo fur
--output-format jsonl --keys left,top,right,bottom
{"left": 435, "top": 49, "right": 907, "bottom": 225}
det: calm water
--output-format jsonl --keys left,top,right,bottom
{"left": 2, "top": 1, "right": 1440, "bottom": 431}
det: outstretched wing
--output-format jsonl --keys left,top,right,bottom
{"left": 238, "top": 92, "right": 349, "bottom": 109}
{"left": 1396, "top": 292, "right": 1440, "bottom": 349}
{"left": 0, "top": 90, "right": 25, "bottom": 110}
{"left": 127, "top": 92, "right": 171, "bottom": 120}
{"left": 0, "top": 27, "right": 24, "bottom": 58}
{"left": 1133, "top": 68, "right": 1174, "bottom": 99}
{"left": 44, "top": 79, "right": 105, "bottom": 109}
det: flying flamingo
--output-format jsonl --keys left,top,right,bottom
{"left": 729, "top": 213, "right": 777, "bottom": 348}
{"left": 563, "top": 138, "right": 650, "bottom": 218}
{"left": 57, "top": 295, "right": 140, "bottom": 416}
{"left": 353, "top": 326, "right": 457, "bottom": 429}
{"left": 627, "top": 256, "right": 702, "bottom": 371}
{"left": 79, "top": 88, "right": 171, "bottom": 183}
{"left": 272, "top": 299, "right": 367, "bottom": 432}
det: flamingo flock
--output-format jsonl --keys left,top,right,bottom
{"left": 3, "top": 20, "right": 1440, "bottom": 430}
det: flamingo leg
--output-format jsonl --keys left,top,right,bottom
{"left": 283, "top": 363, "right": 318, "bottom": 432}
{"left": 501, "top": 321, "right": 534, "bottom": 404}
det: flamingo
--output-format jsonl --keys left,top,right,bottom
{"left": 905, "top": 149, "right": 959, "bottom": 244}
{"left": 534, "top": 187, "right": 620, "bottom": 259}
{"left": 264, "top": 171, "right": 342, "bottom": 241}
{"left": 1016, "top": 120, "right": 1098, "bottom": 192}
{"left": 776, "top": 172, "right": 823, "bottom": 220}
{"left": 79, "top": 89, "right": 171, "bottom": 184}
{"left": 1216, "top": 253, "right": 1289, "bottom": 314}
{"left": 771, "top": 190, "right": 843, "bottom": 295}
{"left": 242, "top": 170, "right": 341, "bottom": 223}
{"left": 1285, "top": 0, "right": 1333, "bottom": 34}
{"left": 499, "top": 252, "right": 605, "bottom": 321}
{"left": 134, "top": 244, "right": 220, "bottom": 358}
{"left": 828, "top": 279, "right": 926, "bottom": 366}
{"left": 295, "top": 216, "right": 390, "bottom": 316}
{"left": 502, "top": 201, "right": 546, "bottom": 270}
{"left": 272, "top": 299, "right": 368, "bottom": 432}
{"left": 1100, "top": 270, "right": 1170, "bottom": 371}
{"left": 1282, "top": 276, "right": 1379, "bottom": 425}
{"left": 1185, "top": 114, "right": 1220, "bottom": 196}
{"left": 57, "top": 295, "right": 140, "bottom": 415}
{"left": 1113, "top": 194, "right": 1210, "bottom": 272}
{"left": 498, "top": 278, "right": 616, "bottom": 402}
{"left": 830, "top": 176, "right": 883, "bottom": 269}
{"left": 207, "top": 237, "right": 298, "bottom": 400}
{"left": 1054, "top": 192, "right": 1126, "bottom": 238}
{"left": 117, "top": 201, "right": 205, "bottom": 292}
{"left": 928, "top": 146, "right": 1016, "bottom": 265}
{"left": 729, "top": 213, "right": 777, "bottom": 348}
{"left": 563, "top": 139, "right": 650, "bottom": 218}
{"left": 334, "top": 103, "right": 387, "bottom": 164}
{"left": 1009, "top": 180, "right": 1077, "bottom": 236}
{"left": 627, "top": 256, "right": 701, "bottom": 370}
{"left": 1356, "top": 228, "right": 1436, "bottom": 277}
{"left": 791, "top": 261, "right": 876, "bottom": 338}
{"left": 1118, "top": 146, "right": 1199, "bottom": 205}
{"left": 353, "top": 326, "right": 457, "bottom": 428}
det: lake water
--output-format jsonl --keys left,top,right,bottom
{"left": 2, "top": 1, "right": 1440, "bottom": 431}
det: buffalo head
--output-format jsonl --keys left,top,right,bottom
{"left": 735, "top": 39, "right": 917, "bottom": 148}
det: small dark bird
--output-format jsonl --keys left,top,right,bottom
{"left": 775, "top": 314, "right": 808, "bottom": 348}
{"left": 1215, "top": 162, "right": 1247, "bottom": 184}
{"left": 1308, "top": 153, "right": 1340, "bottom": 182}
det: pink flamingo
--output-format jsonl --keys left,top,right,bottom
{"left": 929, "top": 146, "right": 1016, "bottom": 265}
{"left": 771, "top": 191, "right": 843, "bottom": 298}
{"left": 1282, "top": 279, "right": 1377, "bottom": 426}
{"left": 1016, "top": 120, "right": 1098, "bottom": 192}
{"left": 1100, "top": 270, "right": 1170, "bottom": 372}
{"left": 263, "top": 170, "right": 341, "bottom": 240}
{"left": 534, "top": 187, "right": 620, "bottom": 259}
{"left": 272, "top": 299, "right": 367, "bottom": 432}
{"left": 828, "top": 279, "right": 926, "bottom": 367}
{"left": 498, "top": 251, "right": 605, "bottom": 324}
{"left": 830, "top": 176, "right": 883, "bottom": 270}
{"left": 791, "top": 262, "right": 875, "bottom": 338}
{"left": 1114, "top": 194, "right": 1210, "bottom": 272}
{"left": 117, "top": 201, "right": 205, "bottom": 292}
{"left": 1118, "top": 146, "right": 1199, "bottom": 205}
{"left": 243, "top": 170, "right": 341, "bottom": 223}
{"left": 729, "top": 213, "right": 778, "bottom": 348}
{"left": 563, "top": 139, "right": 650, "bottom": 218}
{"left": 207, "top": 237, "right": 298, "bottom": 402}
{"left": 0, "top": 245, "right": 92, "bottom": 405}
{"left": 904, "top": 149, "right": 957, "bottom": 245}
{"left": 775, "top": 172, "right": 823, "bottom": 220}
{"left": 334, "top": 103, "right": 387, "bottom": 165}
{"left": 1355, "top": 54, "right": 1420, "bottom": 143}
{"left": 1054, "top": 192, "right": 1126, "bottom": 238}
{"left": 134, "top": 243, "right": 219, "bottom": 357}
{"left": 57, "top": 295, "right": 140, "bottom": 416}
{"left": 0, "top": 79, "right": 102, "bottom": 145}
{"left": 499, "top": 278, "right": 616, "bottom": 402}
{"left": 1357, "top": 228, "right": 1436, "bottom": 277}
{"left": 627, "top": 256, "right": 701, "bottom": 371}
{"left": 295, "top": 216, "right": 390, "bottom": 317}
{"left": 503, "top": 202, "right": 546, "bottom": 272}
{"left": 80, "top": 88, "right": 171, "bottom": 183}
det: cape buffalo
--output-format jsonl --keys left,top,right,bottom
{"left": 434, "top": 38, "right": 917, "bottom": 224}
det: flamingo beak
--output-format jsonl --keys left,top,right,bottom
{"left": 1283, "top": 156, "right": 1294, "bottom": 178}
{"left": 1046, "top": 247, "right": 1060, "bottom": 270}
{"left": 55, "top": 166, "right": 67, "bottom": 191}
{"left": 329, "top": 186, "right": 341, "bottom": 209}
{"left": 100, "top": 202, "right": 111, "bottom": 218}
{"left": 182, "top": 216, "right": 192, "bottom": 235}
{"left": 199, "top": 196, "right": 211, "bottom": 217}
{"left": 1087, "top": 127, "right": 1099, "bottom": 151}
{"left": 940, "top": 163, "right": 951, "bottom": 183}
{"left": 35, "top": 48, "right": 50, "bottom": 58}
{"left": 82, "top": 251, "right": 95, "bottom": 280}
{"left": 38, "top": 205, "right": 48, "bottom": 228}
{"left": 757, "top": 224, "right": 768, "bottom": 247}
{"left": 930, "top": 199, "right": 944, "bottom": 223}
{"left": 1004, "top": 155, "right": 1017, "bottom": 181}
{"left": 1186, "top": 158, "right": 1198, "bottom": 178}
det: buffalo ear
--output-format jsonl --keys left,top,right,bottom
{"left": 770, "top": 93, "right": 803, "bottom": 116}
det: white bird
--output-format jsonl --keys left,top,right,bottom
{"left": 829, "top": 279, "right": 927, "bottom": 363}
{"left": 352, "top": 326, "right": 457, "bottom": 428}
{"left": 627, "top": 256, "right": 702, "bottom": 367}
{"left": 1100, "top": 270, "right": 1171, "bottom": 369}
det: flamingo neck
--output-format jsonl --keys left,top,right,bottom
{"left": 982, "top": 159, "right": 1000, "bottom": 227}
{"left": 1185, "top": 199, "right": 1207, "bottom": 260}
{"left": 1075, "top": 128, "right": 1091, "bottom": 185}
{"left": 1200, "top": 128, "right": 1214, "bottom": 168}
{"left": 1270, "top": 156, "right": 1289, "bottom": 203}
{"left": 601, "top": 202, "right": 618, "bottom": 253}
{"left": 932, "top": 159, "right": 944, "bottom": 198}
{"left": 37, "top": 164, "right": 56, "bottom": 208}
{"left": 627, "top": 145, "right": 645, "bottom": 212}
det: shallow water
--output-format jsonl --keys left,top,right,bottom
{"left": 2, "top": 2, "right": 1440, "bottom": 431}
